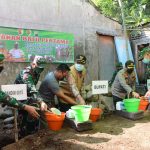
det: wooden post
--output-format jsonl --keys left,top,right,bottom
{"left": 13, "top": 108, "right": 18, "bottom": 142}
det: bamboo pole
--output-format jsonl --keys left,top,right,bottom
{"left": 13, "top": 108, "right": 18, "bottom": 142}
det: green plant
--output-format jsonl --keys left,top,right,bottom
{"left": 91, "top": 0, "right": 150, "bottom": 28}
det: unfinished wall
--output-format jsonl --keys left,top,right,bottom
{"left": 0, "top": 0, "right": 122, "bottom": 86}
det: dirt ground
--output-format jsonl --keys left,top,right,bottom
{"left": 1, "top": 111, "right": 150, "bottom": 150}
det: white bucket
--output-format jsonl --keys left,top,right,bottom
{"left": 66, "top": 109, "right": 75, "bottom": 119}
{"left": 116, "top": 101, "right": 124, "bottom": 110}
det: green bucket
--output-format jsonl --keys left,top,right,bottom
{"left": 71, "top": 105, "right": 92, "bottom": 123}
{"left": 123, "top": 98, "right": 140, "bottom": 113}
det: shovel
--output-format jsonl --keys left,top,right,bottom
{"left": 33, "top": 106, "right": 61, "bottom": 115}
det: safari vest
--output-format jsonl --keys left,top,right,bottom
{"left": 70, "top": 65, "right": 86, "bottom": 91}
{"left": 59, "top": 65, "right": 86, "bottom": 102}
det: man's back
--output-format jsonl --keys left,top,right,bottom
{"left": 112, "top": 68, "right": 136, "bottom": 99}
{"left": 39, "top": 72, "right": 60, "bottom": 104}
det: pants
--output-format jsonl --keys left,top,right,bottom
{"left": 18, "top": 100, "right": 40, "bottom": 138}
{"left": 112, "top": 95, "right": 123, "bottom": 110}
{"left": 18, "top": 109, "right": 40, "bottom": 138}
{"left": 58, "top": 101, "right": 73, "bottom": 112}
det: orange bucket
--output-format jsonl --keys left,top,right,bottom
{"left": 45, "top": 112, "right": 65, "bottom": 131}
{"left": 89, "top": 108, "right": 102, "bottom": 122}
{"left": 138, "top": 97, "right": 149, "bottom": 111}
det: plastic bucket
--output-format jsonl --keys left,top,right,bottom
{"left": 71, "top": 105, "right": 92, "bottom": 123}
{"left": 138, "top": 98, "right": 149, "bottom": 111}
{"left": 89, "top": 108, "right": 102, "bottom": 122}
{"left": 116, "top": 101, "right": 124, "bottom": 110}
{"left": 123, "top": 98, "right": 140, "bottom": 113}
{"left": 45, "top": 112, "right": 65, "bottom": 131}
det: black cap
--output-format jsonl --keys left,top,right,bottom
{"left": 76, "top": 54, "right": 86, "bottom": 64}
{"left": 125, "top": 60, "right": 134, "bottom": 68}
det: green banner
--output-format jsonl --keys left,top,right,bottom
{"left": 0, "top": 27, "right": 74, "bottom": 63}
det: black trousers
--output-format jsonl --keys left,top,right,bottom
{"left": 112, "top": 95, "right": 123, "bottom": 110}
{"left": 58, "top": 101, "right": 73, "bottom": 112}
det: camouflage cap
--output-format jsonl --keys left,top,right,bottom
{"left": 115, "top": 62, "right": 123, "bottom": 68}
{"left": 138, "top": 47, "right": 150, "bottom": 61}
{"left": 0, "top": 53, "right": 5, "bottom": 62}
{"left": 33, "top": 56, "right": 47, "bottom": 68}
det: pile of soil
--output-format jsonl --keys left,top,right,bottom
{"left": 1, "top": 112, "right": 150, "bottom": 150}
{"left": 0, "top": 119, "right": 14, "bottom": 149}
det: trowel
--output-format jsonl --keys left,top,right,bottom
{"left": 33, "top": 106, "right": 61, "bottom": 115}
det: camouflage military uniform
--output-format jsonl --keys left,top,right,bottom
{"left": 0, "top": 90, "right": 25, "bottom": 108}
{"left": 139, "top": 47, "right": 150, "bottom": 81}
{"left": 14, "top": 57, "right": 46, "bottom": 138}
{"left": 109, "top": 62, "right": 123, "bottom": 87}
{"left": 14, "top": 66, "right": 41, "bottom": 98}
{"left": 146, "top": 65, "right": 150, "bottom": 79}
{"left": 0, "top": 53, "right": 25, "bottom": 109}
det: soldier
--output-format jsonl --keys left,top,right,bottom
{"left": 112, "top": 60, "right": 140, "bottom": 110}
{"left": 0, "top": 53, "right": 40, "bottom": 118}
{"left": 139, "top": 47, "right": 150, "bottom": 100}
{"left": 14, "top": 55, "right": 47, "bottom": 138}
{"left": 14, "top": 56, "right": 47, "bottom": 100}
{"left": 139, "top": 47, "right": 150, "bottom": 80}
{"left": 109, "top": 62, "right": 123, "bottom": 87}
